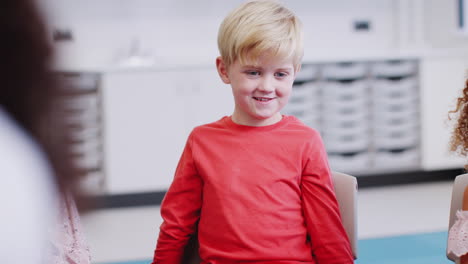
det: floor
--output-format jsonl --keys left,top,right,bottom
{"left": 81, "top": 181, "right": 455, "bottom": 264}
{"left": 97, "top": 232, "right": 453, "bottom": 264}
{"left": 356, "top": 231, "right": 452, "bottom": 264}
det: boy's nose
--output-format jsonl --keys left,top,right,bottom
{"left": 258, "top": 77, "right": 275, "bottom": 93}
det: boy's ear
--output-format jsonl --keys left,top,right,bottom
{"left": 216, "top": 57, "right": 230, "bottom": 84}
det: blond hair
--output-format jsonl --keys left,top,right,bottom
{"left": 217, "top": 0, "right": 303, "bottom": 71}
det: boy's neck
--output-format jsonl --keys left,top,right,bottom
{"left": 231, "top": 112, "right": 283, "bottom": 127}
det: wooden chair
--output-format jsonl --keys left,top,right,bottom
{"left": 182, "top": 171, "right": 358, "bottom": 263}
{"left": 447, "top": 173, "right": 468, "bottom": 263}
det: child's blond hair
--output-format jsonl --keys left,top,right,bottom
{"left": 217, "top": 0, "right": 303, "bottom": 71}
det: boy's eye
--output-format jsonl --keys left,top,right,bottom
{"left": 245, "top": 70, "right": 260, "bottom": 76}
{"left": 275, "top": 72, "right": 288, "bottom": 78}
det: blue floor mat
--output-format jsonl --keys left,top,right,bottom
{"left": 103, "top": 231, "right": 452, "bottom": 264}
{"left": 356, "top": 231, "right": 451, "bottom": 264}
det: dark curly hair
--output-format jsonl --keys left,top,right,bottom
{"left": 0, "top": 0, "right": 82, "bottom": 202}
{"left": 449, "top": 79, "right": 468, "bottom": 163}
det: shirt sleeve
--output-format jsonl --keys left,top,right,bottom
{"left": 300, "top": 132, "right": 354, "bottom": 264}
{"left": 152, "top": 132, "right": 203, "bottom": 264}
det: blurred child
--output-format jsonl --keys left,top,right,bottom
{"left": 447, "top": 187, "right": 468, "bottom": 264}
{"left": 0, "top": 0, "right": 91, "bottom": 263}
{"left": 152, "top": 1, "right": 353, "bottom": 263}
{"left": 448, "top": 79, "right": 468, "bottom": 264}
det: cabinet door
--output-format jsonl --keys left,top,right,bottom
{"left": 184, "top": 67, "right": 234, "bottom": 131}
{"left": 420, "top": 57, "right": 467, "bottom": 170}
{"left": 102, "top": 71, "right": 187, "bottom": 193}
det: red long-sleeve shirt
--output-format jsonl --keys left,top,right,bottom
{"left": 153, "top": 116, "right": 353, "bottom": 264}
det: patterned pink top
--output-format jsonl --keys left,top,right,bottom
{"left": 49, "top": 195, "right": 91, "bottom": 264}
{"left": 448, "top": 210, "right": 468, "bottom": 258}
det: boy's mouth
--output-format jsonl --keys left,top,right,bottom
{"left": 253, "top": 97, "right": 274, "bottom": 102}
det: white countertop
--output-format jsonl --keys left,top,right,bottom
{"left": 53, "top": 47, "right": 468, "bottom": 73}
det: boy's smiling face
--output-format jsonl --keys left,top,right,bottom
{"left": 216, "top": 53, "right": 297, "bottom": 126}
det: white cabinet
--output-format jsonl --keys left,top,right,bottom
{"left": 101, "top": 68, "right": 232, "bottom": 194}
{"left": 420, "top": 57, "right": 467, "bottom": 170}
{"left": 183, "top": 68, "right": 233, "bottom": 132}
{"left": 102, "top": 70, "right": 186, "bottom": 193}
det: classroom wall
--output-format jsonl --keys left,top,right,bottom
{"left": 424, "top": 0, "right": 468, "bottom": 49}
{"left": 41, "top": 0, "right": 404, "bottom": 69}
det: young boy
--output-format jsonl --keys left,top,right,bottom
{"left": 152, "top": 1, "right": 354, "bottom": 263}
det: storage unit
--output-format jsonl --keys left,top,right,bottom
{"left": 57, "top": 72, "right": 104, "bottom": 194}
{"left": 370, "top": 61, "right": 420, "bottom": 170}
{"left": 282, "top": 59, "right": 424, "bottom": 175}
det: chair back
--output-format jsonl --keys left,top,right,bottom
{"left": 332, "top": 171, "right": 358, "bottom": 259}
{"left": 447, "top": 173, "right": 468, "bottom": 262}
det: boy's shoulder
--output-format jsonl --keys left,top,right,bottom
{"left": 283, "top": 116, "right": 326, "bottom": 153}
{"left": 190, "top": 116, "right": 229, "bottom": 136}
{"left": 283, "top": 115, "right": 321, "bottom": 138}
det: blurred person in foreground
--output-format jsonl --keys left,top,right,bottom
{"left": 448, "top": 78, "right": 468, "bottom": 264}
{"left": 0, "top": 0, "right": 91, "bottom": 263}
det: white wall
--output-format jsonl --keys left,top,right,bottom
{"left": 41, "top": 0, "right": 399, "bottom": 69}
{"left": 424, "top": 0, "right": 468, "bottom": 49}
